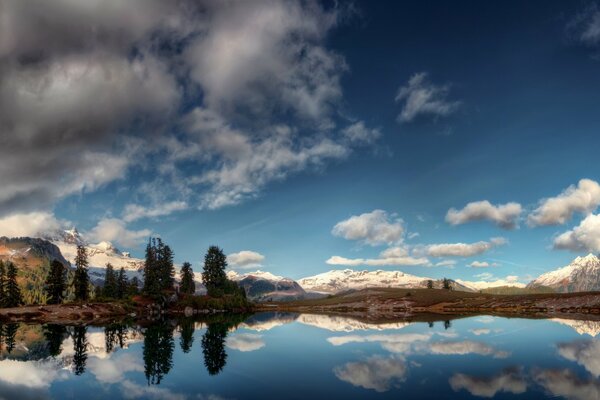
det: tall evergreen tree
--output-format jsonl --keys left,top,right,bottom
{"left": 0, "top": 261, "right": 6, "bottom": 307}
{"left": 73, "top": 245, "right": 90, "bottom": 301}
{"left": 117, "top": 267, "right": 127, "bottom": 299}
{"left": 72, "top": 326, "right": 88, "bottom": 375}
{"left": 202, "top": 246, "right": 227, "bottom": 296}
{"left": 103, "top": 263, "right": 117, "bottom": 298}
{"left": 45, "top": 260, "right": 66, "bottom": 305}
{"left": 129, "top": 276, "right": 140, "bottom": 296}
{"left": 5, "top": 262, "right": 22, "bottom": 307}
{"left": 179, "top": 262, "right": 195, "bottom": 295}
{"left": 143, "top": 238, "right": 160, "bottom": 297}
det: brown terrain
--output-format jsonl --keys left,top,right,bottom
{"left": 256, "top": 287, "right": 600, "bottom": 321}
{"left": 0, "top": 303, "right": 131, "bottom": 324}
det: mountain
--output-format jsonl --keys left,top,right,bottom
{"left": 46, "top": 229, "right": 144, "bottom": 285}
{"left": 227, "top": 270, "right": 308, "bottom": 301}
{"left": 0, "top": 236, "right": 69, "bottom": 269}
{"left": 297, "top": 269, "right": 475, "bottom": 294}
{"left": 528, "top": 253, "right": 600, "bottom": 293}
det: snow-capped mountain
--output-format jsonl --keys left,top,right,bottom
{"left": 227, "top": 270, "right": 307, "bottom": 301}
{"left": 46, "top": 228, "right": 144, "bottom": 284}
{"left": 456, "top": 278, "right": 526, "bottom": 291}
{"left": 297, "top": 269, "right": 475, "bottom": 293}
{"left": 528, "top": 253, "right": 600, "bottom": 292}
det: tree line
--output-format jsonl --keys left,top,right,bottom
{"left": 0, "top": 238, "right": 246, "bottom": 308}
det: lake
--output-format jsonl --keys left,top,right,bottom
{"left": 0, "top": 313, "right": 598, "bottom": 399}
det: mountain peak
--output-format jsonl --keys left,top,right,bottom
{"left": 529, "top": 253, "right": 600, "bottom": 292}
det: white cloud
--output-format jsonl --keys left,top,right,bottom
{"left": 333, "top": 356, "right": 408, "bottom": 392}
{"left": 87, "top": 218, "right": 151, "bottom": 248}
{"left": 534, "top": 369, "right": 600, "bottom": 400}
{"left": 327, "top": 333, "right": 432, "bottom": 354}
{"left": 0, "top": 212, "right": 69, "bottom": 238}
{"left": 332, "top": 210, "right": 404, "bottom": 246}
{"left": 341, "top": 121, "right": 381, "bottom": 144}
{"left": 226, "top": 333, "right": 265, "bottom": 352}
{"left": 469, "top": 261, "right": 495, "bottom": 268}
{"left": 557, "top": 339, "right": 600, "bottom": 377}
{"left": 528, "top": 179, "right": 600, "bottom": 226}
{"left": 469, "top": 329, "right": 491, "bottom": 336}
{"left": 395, "top": 72, "right": 460, "bottom": 123}
{"left": 446, "top": 200, "right": 522, "bottom": 229}
{"left": 435, "top": 260, "right": 457, "bottom": 267}
{"left": 122, "top": 201, "right": 188, "bottom": 222}
{"left": 450, "top": 368, "right": 527, "bottom": 398}
{"left": 227, "top": 251, "right": 265, "bottom": 269}
{"left": 554, "top": 213, "right": 600, "bottom": 252}
{"left": 426, "top": 237, "right": 507, "bottom": 257}
{"left": 428, "top": 341, "right": 509, "bottom": 359}
{"left": 568, "top": 4, "right": 600, "bottom": 46}
{"left": 325, "top": 255, "right": 429, "bottom": 267}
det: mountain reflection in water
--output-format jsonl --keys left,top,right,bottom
{"left": 0, "top": 314, "right": 600, "bottom": 399}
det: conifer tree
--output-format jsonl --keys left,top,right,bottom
{"left": 143, "top": 238, "right": 160, "bottom": 297}
{"left": 202, "top": 246, "right": 227, "bottom": 297}
{"left": 159, "top": 243, "right": 175, "bottom": 291}
{"left": 179, "top": 262, "right": 195, "bottom": 295}
{"left": 45, "top": 260, "right": 66, "bottom": 305}
{"left": 103, "top": 263, "right": 117, "bottom": 298}
{"left": 73, "top": 245, "right": 90, "bottom": 301}
{"left": 5, "top": 262, "right": 23, "bottom": 307}
{"left": 117, "top": 267, "right": 128, "bottom": 299}
{"left": 129, "top": 276, "right": 140, "bottom": 296}
{"left": 0, "top": 261, "right": 6, "bottom": 307}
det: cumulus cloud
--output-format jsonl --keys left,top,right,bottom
{"left": 87, "top": 218, "right": 151, "bottom": 248}
{"left": 326, "top": 254, "right": 429, "bottom": 267}
{"left": 122, "top": 201, "right": 188, "bottom": 223}
{"left": 332, "top": 210, "right": 404, "bottom": 246}
{"left": 226, "top": 333, "right": 266, "bottom": 352}
{"left": 568, "top": 4, "right": 600, "bottom": 46}
{"left": 333, "top": 356, "right": 408, "bottom": 392}
{"left": 0, "top": 212, "right": 69, "bottom": 238}
{"left": 0, "top": 0, "right": 379, "bottom": 218}
{"left": 395, "top": 72, "right": 460, "bottom": 123}
{"left": 468, "top": 261, "right": 496, "bottom": 268}
{"left": 426, "top": 238, "right": 507, "bottom": 258}
{"left": 341, "top": 121, "right": 381, "bottom": 144}
{"left": 557, "top": 339, "right": 600, "bottom": 377}
{"left": 446, "top": 201, "right": 522, "bottom": 229}
{"left": 533, "top": 369, "right": 600, "bottom": 400}
{"left": 227, "top": 251, "right": 265, "bottom": 269}
{"left": 528, "top": 179, "right": 600, "bottom": 226}
{"left": 553, "top": 214, "right": 600, "bottom": 252}
{"left": 428, "top": 340, "right": 509, "bottom": 359}
{"left": 449, "top": 368, "right": 527, "bottom": 398}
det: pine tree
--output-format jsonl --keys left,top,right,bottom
{"left": 73, "top": 245, "right": 90, "bottom": 301}
{"left": 103, "top": 263, "right": 117, "bottom": 298}
{"left": 117, "top": 267, "right": 128, "bottom": 299}
{"left": 143, "top": 238, "right": 160, "bottom": 297}
{"left": 202, "top": 246, "right": 227, "bottom": 297}
{"left": 45, "top": 260, "right": 66, "bottom": 305}
{"left": 0, "top": 261, "right": 6, "bottom": 307}
{"left": 129, "top": 276, "right": 140, "bottom": 296}
{"left": 179, "top": 262, "right": 195, "bottom": 295}
{"left": 159, "top": 243, "right": 175, "bottom": 291}
{"left": 5, "top": 262, "right": 23, "bottom": 307}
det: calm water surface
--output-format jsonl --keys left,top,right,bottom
{"left": 0, "top": 313, "right": 599, "bottom": 399}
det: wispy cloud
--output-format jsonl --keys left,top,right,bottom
{"left": 395, "top": 72, "right": 460, "bottom": 123}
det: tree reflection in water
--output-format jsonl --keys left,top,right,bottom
{"left": 3, "top": 323, "right": 18, "bottom": 354}
{"left": 179, "top": 318, "right": 195, "bottom": 354}
{"left": 44, "top": 324, "right": 68, "bottom": 357}
{"left": 143, "top": 321, "right": 175, "bottom": 385}
{"left": 105, "top": 323, "right": 128, "bottom": 353}
{"left": 72, "top": 326, "right": 88, "bottom": 375}
{"left": 201, "top": 322, "right": 228, "bottom": 376}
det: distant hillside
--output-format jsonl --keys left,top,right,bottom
{"left": 0, "top": 236, "right": 72, "bottom": 304}
{"left": 481, "top": 286, "right": 555, "bottom": 295}
{"left": 528, "top": 254, "right": 600, "bottom": 293}
{"left": 228, "top": 270, "right": 309, "bottom": 301}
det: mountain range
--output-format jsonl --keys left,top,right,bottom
{"left": 3, "top": 230, "right": 600, "bottom": 301}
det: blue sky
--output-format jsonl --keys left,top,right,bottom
{"left": 1, "top": 1, "right": 600, "bottom": 283}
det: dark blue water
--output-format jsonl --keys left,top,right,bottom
{"left": 0, "top": 313, "right": 598, "bottom": 399}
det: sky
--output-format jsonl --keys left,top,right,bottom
{"left": 1, "top": 0, "right": 600, "bottom": 284}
